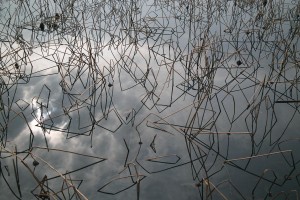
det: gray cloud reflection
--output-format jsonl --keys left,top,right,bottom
{"left": 0, "top": 0, "right": 300, "bottom": 199}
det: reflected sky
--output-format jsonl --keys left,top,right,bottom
{"left": 0, "top": 0, "right": 300, "bottom": 199}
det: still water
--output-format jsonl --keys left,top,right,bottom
{"left": 0, "top": 0, "right": 300, "bottom": 199}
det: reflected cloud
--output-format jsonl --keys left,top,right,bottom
{"left": 0, "top": 0, "right": 300, "bottom": 199}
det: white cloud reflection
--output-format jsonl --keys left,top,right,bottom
{"left": 0, "top": 0, "right": 300, "bottom": 199}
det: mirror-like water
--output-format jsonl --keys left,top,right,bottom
{"left": 0, "top": 0, "right": 300, "bottom": 199}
